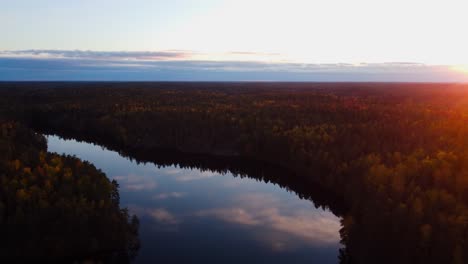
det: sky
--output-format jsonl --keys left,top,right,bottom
{"left": 1, "top": 0, "right": 468, "bottom": 81}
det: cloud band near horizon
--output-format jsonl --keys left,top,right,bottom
{"left": 0, "top": 50, "right": 466, "bottom": 82}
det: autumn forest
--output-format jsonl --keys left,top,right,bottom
{"left": 2, "top": 82, "right": 468, "bottom": 263}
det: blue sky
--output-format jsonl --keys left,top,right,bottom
{"left": 1, "top": 0, "right": 468, "bottom": 81}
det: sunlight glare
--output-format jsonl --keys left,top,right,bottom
{"left": 452, "top": 65, "right": 468, "bottom": 74}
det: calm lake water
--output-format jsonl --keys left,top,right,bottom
{"left": 47, "top": 135, "right": 341, "bottom": 263}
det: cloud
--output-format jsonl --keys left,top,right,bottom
{"left": 0, "top": 50, "right": 190, "bottom": 61}
{"left": 175, "top": 170, "right": 219, "bottom": 182}
{"left": 160, "top": 168, "right": 184, "bottom": 175}
{"left": 197, "top": 208, "right": 260, "bottom": 226}
{"left": 196, "top": 193, "right": 341, "bottom": 249}
{"left": 113, "top": 174, "right": 158, "bottom": 191}
{"left": 1, "top": 49, "right": 467, "bottom": 81}
{"left": 153, "top": 192, "right": 186, "bottom": 200}
{"left": 148, "top": 208, "right": 179, "bottom": 225}
{"left": 128, "top": 205, "right": 180, "bottom": 225}
{"left": 156, "top": 166, "right": 220, "bottom": 181}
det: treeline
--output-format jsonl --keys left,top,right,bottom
{"left": 3, "top": 82, "right": 468, "bottom": 263}
{"left": 0, "top": 120, "right": 139, "bottom": 262}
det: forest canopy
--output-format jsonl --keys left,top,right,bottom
{"left": 2, "top": 82, "right": 468, "bottom": 263}
{"left": 0, "top": 120, "right": 139, "bottom": 262}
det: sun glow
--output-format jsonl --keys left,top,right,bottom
{"left": 156, "top": 0, "right": 468, "bottom": 65}
{"left": 452, "top": 65, "right": 468, "bottom": 74}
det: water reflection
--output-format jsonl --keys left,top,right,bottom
{"left": 47, "top": 135, "right": 341, "bottom": 264}
{"left": 196, "top": 193, "right": 340, "bottom": 248}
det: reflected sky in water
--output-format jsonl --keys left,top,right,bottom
{"left": 47, "top": 135, "right": 341, "bottom": 264}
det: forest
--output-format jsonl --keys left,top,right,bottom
{"left": 2, "top": 81, "right": 468, "bottom": 263}
{"left": 0, "top": 119, "right": 139, "bottom": 261}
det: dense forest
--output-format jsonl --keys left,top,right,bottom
{"left": 0, "top": 119, "right": 139, "bottom": 262}
{"left": 2, "top": 82, "right": 468, "bottom": 263}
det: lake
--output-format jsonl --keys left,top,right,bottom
{"left": 47, "top": 135, "right": 341, "bottom": 263}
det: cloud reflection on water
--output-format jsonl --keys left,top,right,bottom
{"left": 152, "top": 192, "right": 186, "bottom": 200}
{"left": 114, "top": 174, "right": 158, "bottom": 191}
{"left": 148, "top": 208, "right": 180, "bottom": 225}
{"left": 196, "top": 193, "right": 340, "bottom": 249}
{"left": 129, "top": 205, "right": 180, "bottom": 226}
{"left": 156, "top": 167, "right": 220, "bottom": 182}
{"left": 47, "top": 135, "right": 341, "bottom": 261}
